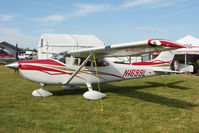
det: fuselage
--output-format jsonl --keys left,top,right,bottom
{"left": 18, "top": 58, "right": 157, "bottom": 85}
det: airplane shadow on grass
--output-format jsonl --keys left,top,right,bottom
{"left": 51, "top": 80, "right": 197, "bottom": 110}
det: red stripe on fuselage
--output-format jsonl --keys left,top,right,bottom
{"left": 18, "top": 59, "right": 123, "bottom": 79}
{"left": 19, "top": 64, "right": 72, "bottom": 75}
{"left": 83, "top": 70, "right": 123, "bottom": 79}
{"left": 18, "top": 62, "right": 85, "bottom": 80}
{"left": 19, "top": 59, "right": 65, "bottom": 67}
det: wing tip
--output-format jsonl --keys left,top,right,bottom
{"left": 148, "top": 39, "right": 186, "bottom": 48}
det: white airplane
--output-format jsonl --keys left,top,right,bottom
{"left": 6, "top": 39, "right": 187, "bottom": 100}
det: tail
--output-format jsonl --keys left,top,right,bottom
{"left": 131, "top": 51, "right": 175, "bottom": 70}
{"left": 152, "top": 51, "right": 175, "bottom": 62}
{"left": 151, "top": 51, "right": 175, "bottom": 69}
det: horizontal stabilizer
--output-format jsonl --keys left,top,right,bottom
{"left": 152, "top": 67, "right": 185, "bottom": 73}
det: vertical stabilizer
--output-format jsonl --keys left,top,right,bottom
{"left": 151, "top": 51, "right": 175, "bottom": 70}
{"left": 131, "top": 51, "right": 175, "bottom": 70}
{"left": 152, "top": 51, "right": 175, "bottom": 62}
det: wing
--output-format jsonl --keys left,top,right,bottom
{"left": 68, "top": 39, "right": 186, "bottom": 58}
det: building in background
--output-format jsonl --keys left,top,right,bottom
{"left": 38, "top": 34, "right": 105, "bottom": 59}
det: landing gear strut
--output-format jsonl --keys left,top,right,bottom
{"left": 32, "top": 83, "right": 53, "bottom": 97}
{"left": 83, "top": 83, "right": 106, "bottom": 100}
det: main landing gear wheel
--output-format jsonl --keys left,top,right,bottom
{"left": 83, "top": 83, "right": 106, "bottom": 100}
{"left": 32, "top": 83, "right": 53, "bottom": 97}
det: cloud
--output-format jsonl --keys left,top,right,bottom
{"left": 0, "top": 26, "right": 38, "bottom": 49}
{"left": 35, "top": 28, "right": 56, "bottom": 33}
{"left": 122, "top": 0, "right": 157, "bottom": 8}
{"left": 32, "top": 0, "right": 183, "bottom": 24}
{"left": 0, "top": 14, "right": 14, "bottom": 22}
{"left": 120, "top": 0, "right": 158, "bottom": 9}
{"left": 73, "top": 3, "right": 109, "bottom": 16}
{"left": 34, "top": 3, "right": 109, "bottom": 23}
{"left": 118, "top": 0, "right": 173, "bottom": 9}
{"left": 136, "top": 26, "right": 167, "bottom": 33}
{"left": 34, "top": 14, "right": 66, "bottom": 23}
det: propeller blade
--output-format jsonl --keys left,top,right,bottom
{"left": 14, "top": 69, "right": 18, "bottom": 78}
{"left": 16, "top": 42, "right": 19, "bottom": 61}
{"left": 16, "top": 68, "right": 19, "bottom": 77}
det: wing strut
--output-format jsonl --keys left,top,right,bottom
{"left": 62, "top": 54, "right": 92, "bottom": 85}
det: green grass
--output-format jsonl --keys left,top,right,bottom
{"left": 0, "top": 65, "right": 199, "bottom": 133}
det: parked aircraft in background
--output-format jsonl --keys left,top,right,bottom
{"left": 6, "top": 39, "right": 187, "bottom": 100}
{"left": 0, "top": 48, "right": 15, "bottom": 60}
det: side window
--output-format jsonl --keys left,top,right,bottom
{"left": 96, "top": 60, "right": 109, "bottom": 67}
{"left": 58, "top": 58, "right": 65, "bottom": 63}
{"left": 51, "top": 51, "right": 69, "bottom": 64}
{"left": 80, "top": 58, "right": 91, "bottom": 67}
{"left": 114, "top": 61, "right": 125, "bottom": 64}
{"left": 41, "top": 38, "right": 43, "bottom": 47}
{"left": 73, "top": 58, "right": 109, "bottom": 67}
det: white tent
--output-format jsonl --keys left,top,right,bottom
{"left": 38, "top": 34, "right": 105, "bottom": 59}
{"left": 176, "top": 35, "right": 199, "bottom": 47}
{"left": 175, "top": 35, "right": 199, "bottom": 54}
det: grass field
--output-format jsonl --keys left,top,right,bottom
{"left": 0, "top": 65, "right": 199, "bottom": 133}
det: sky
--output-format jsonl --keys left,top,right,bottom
{"left": 0, "top": 0, "right": 198, "bottom": 49}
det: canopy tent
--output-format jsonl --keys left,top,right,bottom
{"left": 176, "top": 35, "right": 199, "bottom": 48}
{"left": 175, "top": 35, "right": 199, "bottom": 54}
{"left": 152, "top": 35, "right": 199, "bottom": 55}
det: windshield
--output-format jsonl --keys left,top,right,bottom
{"left": 51, "top": 51, "right": 69, "bottom": 63}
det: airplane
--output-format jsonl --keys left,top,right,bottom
{"left": 6, "top": 39, "right": 187, "bottom": 100}
{"left": 0, "top": 48, "right": 15, "bottom": 60}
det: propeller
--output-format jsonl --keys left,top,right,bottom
{"left": 15, "top": 42, "right": 19, "bottom": 77}
{"left": 16, "top": 42, "right": 19, "bottom": 61}
{"left": 6, "top": 61, "right": 19, "bottom": 77}
{"left": 6, "top": 41, "right": 20, "bottom": 77}
{"left": 14, "top": 65, "right": 19, "bottom": 77}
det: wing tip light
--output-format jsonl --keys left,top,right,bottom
{"left": 148, "top": 39, "right": 186, "bottom": 48}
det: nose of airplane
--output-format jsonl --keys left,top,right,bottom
{"left": 6, "top": 62, "right": 19, "bottom": 70}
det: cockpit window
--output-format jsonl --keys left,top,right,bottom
{"left": 51, "top": 51, "right": 66, "bottom": 59}
{"left": 96, "top": 60, "right": 109, "bottom": 67}
{"left": 51, "top": 52, "right": 109, "bottom": 67}
{"left": 80, "top": 58, "right": 109, "bottom": 67}
{"left": 51, "top": 51, "right": 69, "bottom": 63}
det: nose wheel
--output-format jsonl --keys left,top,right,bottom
{"left": 83, "top": 83, "right": 106, "bottom": 100}
{"left": 32, "top": 83, "right": 53, "bottom": 97}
